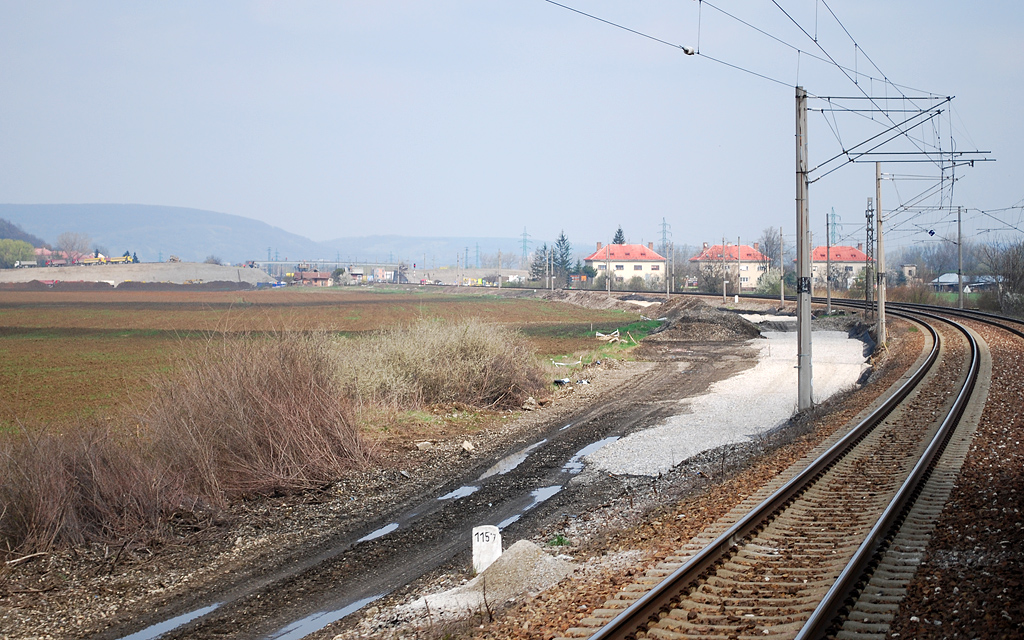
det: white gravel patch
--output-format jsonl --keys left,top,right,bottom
{"left": 586, "top": 331, "right": 869, "bottom": 477}
{"left": 739, "top": 313, "right": 797, "bottom": 324}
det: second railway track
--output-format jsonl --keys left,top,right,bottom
{"left": 562, "top": 308, "right": 988, "bottom": 640}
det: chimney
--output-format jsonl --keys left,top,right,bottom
{"left": 753, "top": 242, "right": 759, "bottom": 252}
{"left": 596, "top": 242, "right": 602, "bottom": 251}
{"left": 857, "top": 242, "right": 863, "bottom": 251}
{"left": 648, "top": 242, "right": 654, "bottom": 250}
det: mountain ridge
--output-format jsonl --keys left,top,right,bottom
{"left": 0, "top": 204, "right": 527, "bottom": 266}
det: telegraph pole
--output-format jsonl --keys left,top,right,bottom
{"left": 957, "top": 206, "right": 964, "bottom": 309}
{"left": 665, "top": 242, "right": 671, "bottom": 299}
{"left": 606, "top": 243, "right": 611, "bottom": 298}
{"left": 796, "top": 86, "right": 813, "bottom": 411}
{"left": 825, "top": 212, "right": 832, "bottom": 314}
{"left": 875, "top": 162, "right": 887, "bottom": 345}
{"left": 780, "top": 226, "right": 785, "bottom": 307}
{"left": 722, "top": 235, "right": 727, "bottom": 303}
{"left": 736, "top": 236, "right": 741, "bottom": 297}
{"left": 865, "top": 198, "right": 874, "bottom": 319}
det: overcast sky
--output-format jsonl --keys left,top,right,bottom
{"left": 2, "top": 1, "right": 1022, "bottom": 253}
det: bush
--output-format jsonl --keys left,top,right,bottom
{"left": 337, "top": 318, "right": 546, "bottom": 410}
{"left": 147, "top": 332, "right": 374, "bottom": 499}
{"left": 886, "top": 282, "right": 937, "bottom": 304}
{"left": 1, "top": 331, "right": 374, "bottom": 555}
{"left": 0, "top": 420, "right": 169, "bottom": 554}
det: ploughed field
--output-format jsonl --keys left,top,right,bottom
{"left": 0, "top": 288, "right": 630, "bottom": 424}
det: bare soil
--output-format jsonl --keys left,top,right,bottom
{"left": 0, "top": 295, "right": 769, "bottom": 639}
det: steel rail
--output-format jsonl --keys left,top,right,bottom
{"left": 884, "top": 302, "right": 1024, "bottom": 340}
{"left": 587, "top": 310, "right": 940, "bottom": 640}
{"left": 793, "top": 308, "right": 980, "bottom": 638}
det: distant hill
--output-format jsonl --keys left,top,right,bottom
{"left": 0, "top": 217, "right": 48, "bottom": 247}
{"left": 0, "top": 204, "right": 528, "bottom": 266}
{"left": 0, "top": 204, "right": 322, "bottom": 264}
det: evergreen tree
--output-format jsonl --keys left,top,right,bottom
{"left": 554, "top": 231, "right": 573, "bottom": 285}
{"left": 530, "top": 243, "right": 549, "bottom": 281}
{"left": 613, "top": 226, "right": 626, "bottom": 244}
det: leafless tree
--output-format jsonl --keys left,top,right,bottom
{"left": 757, "top": 227, "right": 781, "bottom": 274}
{"left": 698, "top": 262, "right": 725, "bottom": 294}
{"left": 979, "top": 240, "right": 1024, "bottom": 315}
{"left": 55, "top": 231, "right": 92, "bottom": 261}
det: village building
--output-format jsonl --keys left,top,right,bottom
{"left": 292, "top": 270, "right": 331, "bottom": 286}
{"left": 810, "top": 244, "right": 872, "bottom": 289}
{"left": 583, "top": 242, "right": 667, "bottom": 285}
{"left": 689, "top": 242, "right": 769, "bottom": 291}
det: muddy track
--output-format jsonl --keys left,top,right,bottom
{"left": 90, "top": 340, "right": 758, "bottom": 640}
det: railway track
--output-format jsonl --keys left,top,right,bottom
{"left": 559, "top": 307, "right": 995, "bottom": 640}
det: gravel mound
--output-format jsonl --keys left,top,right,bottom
{"left": 0, "top": 262, "right": 275, "bottom": 286}
{"left": 645, "top": 297, "right": 762, "bottom": 342}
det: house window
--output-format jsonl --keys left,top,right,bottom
{"left": 741, "top": 277, "right": 749, "bottom": 283}
{"left": 597, "top": 264, "right": 606, "bottom": 270}
{"left": 651, "top": 264, "right": 660, "bottom": 271}
{"left": 615, "top": 265, "right": 624, "bottom": 271}
{"left": 634, "top": 264, "right": 642, "bottom": 270}
{"left": 615, "top": 276, "right": 624, "bottom": 282}
{"left": 741, "top": 265, "right": 748, "bottom": 271}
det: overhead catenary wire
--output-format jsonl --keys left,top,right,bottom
{"left": 540, "top": 0, "right": 792, "bottom": 87}
{"left": 540, "top": 0, "right": 982, "bottom": 241}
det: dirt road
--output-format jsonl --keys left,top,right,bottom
{"left": 66, "top": 338, "right": 757, "bottom": 640}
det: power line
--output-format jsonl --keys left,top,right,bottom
{"left": 540, "top": 0, "right": 791, "bottom": 87}
{"left": 699, "top": 0, "right": 936, "bottom": 96}
{"left": 541, "top": 0, "right": 689, "bottom": 52}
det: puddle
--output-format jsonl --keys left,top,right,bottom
{"left": 437, "top": 485, "right": 479, "bottom": 500}
{"left": 478, "top": 440, "right": 546, "bottom": 480}
{"left": 497, "top": 514, "right": 521, "bottom": 530}
{"left": 117, "top": 603, "right": 222, "bottom": 640}
{"left": 264, "top": 593, "right": 385, "bottom": 640}
{"left": 562, "top": 436, "right": 620, "bottom": 474}
{"left": 525, "top": 485, "right": 562, "bottom": 510}
{"left": 357, "top": 522, "right": 399, "bottom": 542}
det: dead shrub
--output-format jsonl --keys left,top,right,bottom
{"left": 0, "top": 420, "right": 168, "bottom": 554}
{"left": 337, "top": 318, "right": 546, "bottom": 410}
{"left": 1, "top": 331, "right": 375, "bottom": 555}
{"left": 147, "top": 331, "right": 375, "bottom": 499}
{"left": 886, "top": 282, "right": 938, "bottom": 305}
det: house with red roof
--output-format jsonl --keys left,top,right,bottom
{"left": 689, "top": 242, "right": 770, "bottom": 291}
{"left": 583, "top": 242, "right": 666, "bottom": 286}
{"left": 811, "top": 244, "right": 872, "bottom": 289}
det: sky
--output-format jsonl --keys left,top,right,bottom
{"left": 2, "top": 1, "right": 1023, "bottom": 255}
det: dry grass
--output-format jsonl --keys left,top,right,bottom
{"left": 337, "top": 318, "right": 548, "bottom": 410}
{"left": 0, "top": 322, "right": 548, "bottom": 556}
{"left": 886, "top": 282, "right": 938, "bottom": 304}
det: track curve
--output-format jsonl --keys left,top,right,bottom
{"left": 562, "top": 308, "right": 987, "bottom": 640}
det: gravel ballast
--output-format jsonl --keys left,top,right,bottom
{"left": 585, "top": 330, "right": 870, "bottom": 477}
